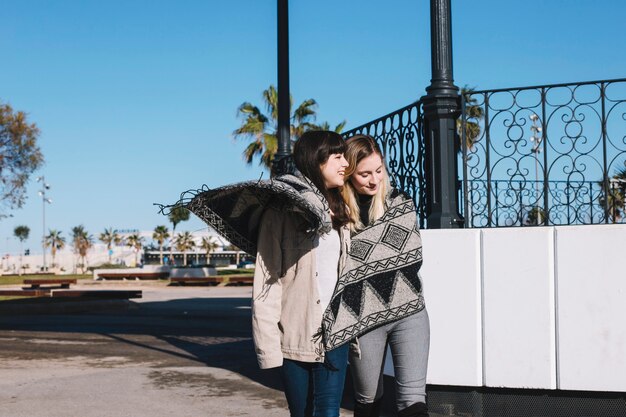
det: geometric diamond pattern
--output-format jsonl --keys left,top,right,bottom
{"left": 380, "top": 223, "right": 411, "bottom": 252}
{"left": 321, "top": 191, "right": 426, "bottom": 351}
{"left": 349, "top": 239, "right": 375, "bottom": 262}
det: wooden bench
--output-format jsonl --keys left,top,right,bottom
{"left": 97, "top": 272, "right": 169, "bottom": 280}
{"left": 0, "top": 289, "right": 52, "bottom": 297}
{"left": 170, "top": 275, "right": 253, "bottom": 286}
{"left": 170, "top": 277, "right": 221, "bottom": 286}
{"left": 219, "top": 275, "right": 253, "bottom": 286}
{"left": 23, "top": 279, "right": 77, "bottom": 289}
{"left": 51, "top": 290, "right": 142, "bottom": 299}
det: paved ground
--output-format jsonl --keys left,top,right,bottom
{"left": 0, "top": 283, "right": 359, "bottom": 417}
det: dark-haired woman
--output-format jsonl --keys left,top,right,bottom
{"left": 321, "top": 134, "right": 430, "bottom": 417}
{"left": 252, "top": 130, "right": 351, "bottom": 417}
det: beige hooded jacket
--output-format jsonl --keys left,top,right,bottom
{"left": 252, "top": 207, "right": 350, "bottom": 369}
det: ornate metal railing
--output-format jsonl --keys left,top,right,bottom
{"left": 461, "top": 78, "right": 626, "bottom": 227}
{"left": 342, "top": 101, "right": 427, "bottom": 228}
{"left": 341, "top": 78, "right": 625, "bottom": 229}
{"left": 465, "top": 179, "right": 624, "bottom": 226}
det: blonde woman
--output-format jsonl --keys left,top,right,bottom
{"left": 320, "top": 135, "right": 430, "bottom": 417}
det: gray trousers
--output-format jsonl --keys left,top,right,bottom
{"left": 349, "top": 308, "right": 430, "bottom": 410}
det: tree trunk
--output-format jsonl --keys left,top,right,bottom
{"left": 170, "top": 227, "right": 176, "bottom": 265}
{"left": 19, "top": 242, "right": 23, "bottom": 276}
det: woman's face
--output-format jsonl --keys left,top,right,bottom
{"left": 320, "top": 153, "right": 349, "bottom": 189}
{"left": 350, "top": 153, "right": 384, "bottom": 196}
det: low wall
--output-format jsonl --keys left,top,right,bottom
{"left": 382, "top": 224, "right": 626, "bottom": 393}
{"left": 170, "top": 267, "right": 217, "bottom": 278}
{"left": 93, "top": 265, "right": 171, "bottom": 280}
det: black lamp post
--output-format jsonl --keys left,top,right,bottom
{"left": 421, "top": 0, "right": 464, "bottom": 228}
{"left": 272, "top": 0, "right": 293, "bottom": 177}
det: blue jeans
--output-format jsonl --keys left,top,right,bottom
{"left": 280, "top": 344, "right": 349, "bottom": 417}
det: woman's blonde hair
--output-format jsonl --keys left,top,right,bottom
{"left": 342, "top": 135, "right": 391, "bottom": 232}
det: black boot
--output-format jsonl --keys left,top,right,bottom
{"left": 371, "top": 398, "right": 382, "bottom": 417}
{"left": 354, "top": 398, "right": 383, "bottom": 417}
{"left": 398, "top": 401, "right": 429, "bottom": 417}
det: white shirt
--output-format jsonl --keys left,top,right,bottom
{"left": 315, "top": 229, "right": 341, "bottom": 313}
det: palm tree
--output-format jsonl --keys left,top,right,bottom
{"left": 605, "top": 189, "right": 625, "bottom": 223}
{"left": 524, "top": 206, "right": 547, "bottom": 226}
{"left": 168, "top": 206, "right": 189, "bottom": 263}
{"left": 126, "top": 233, "right": 145, "bottom": 267}
{"left": 601, "top": 165, "right": 626, "bottom": 222}
{"left": 233, "top": 85, "right": 346, "bottom": 169}
{"left": 99, "top": 227, "right": 122, "bottom": 263}
{"left": 152, "top": 225, "right": 170, "bottom": 265}
{"left": 13, "top": 225, "right": 29, "bottom": 275}
{"left": 456, "top": 86, "right": 484, "bottom": 152}
{"left": 313, "top": 121, "right": 347, "bottom": 134}
{"left": 200, "top": 236, "right": 219, "bottom": 266}
{"left": 44, "top": 229, "right": 66, "bottom": 268}
{"left": 71, "top": 225, "right": 93, "bottom": 273}
{"left": 174, "top": 231, "right": 195, "bottom": 266}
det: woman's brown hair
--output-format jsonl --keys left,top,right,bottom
{"left": 293, "top": 130, "right": 350, "bottom": 230}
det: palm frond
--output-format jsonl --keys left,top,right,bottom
{"left": 302, "top": 119, "right": 347, "bottom": 135}
{"left": 263, "top": 85, "right": 279, "bottom": 121}
{"left": 332, "top": 120, "right": 347, "bottom": 133}
{"left": 313, "top": 122, "right": 330, "bottom": 131}
{"left": 236, "top": 102, "right": 262, "bottom": 116}
{"left": 614, "top": 165, "right": 626, "bottom": 180}
{"left": 243, "top": 140, "right": 263, "bottom": 165}
{"left": 466, "top": 105, "right": 484, "bottom": 119}
{"left": 293, "top": 99, "right": 318, "bottom": 124}
{"left": 233, "top": 116, "right": 267, "bottom": 137}
{"left": 260, "top": 133, "right": 278, "bottom": 169}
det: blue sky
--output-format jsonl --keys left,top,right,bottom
{"left": 1, "top": 0, "right": 625, "bottom": 254}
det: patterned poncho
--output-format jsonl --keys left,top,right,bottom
{"left": 160, "top": 173, "right": 333, "bottom": 256}
{"left": 321, "top": 189, "right": 425, "bottom": 350}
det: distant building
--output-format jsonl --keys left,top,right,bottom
{"left": 1, "top": 228, "right": 252, "bottom": 275}
{"left": 143, "top": 250, "right": 252, "bottom": 267}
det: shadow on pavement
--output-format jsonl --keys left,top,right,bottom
{"left": 0, "top": 295, "right": 357, "bottom": 410}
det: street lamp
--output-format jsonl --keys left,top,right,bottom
{"left": 530, "top": 113, "right": 543, "bottom": 225}
{"left": 37, "top": 176, "right": 52, "bottom": 272}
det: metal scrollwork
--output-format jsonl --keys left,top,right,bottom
{"left": 341, "top": 78, "right": 625, "bottom": 229}
{"left": 461, "top": 78, "right": 626, "bottom": 227}
{"left": 343, "top": 102, "right": 427, "bottom": 228}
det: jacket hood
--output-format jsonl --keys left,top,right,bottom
{"left": 158, "top": 173, "right": 332, "bottom": 256}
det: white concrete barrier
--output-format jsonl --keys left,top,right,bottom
{"left": 382, "top": 224, "right": 626, "bottom": 393}
{"left": 93, "top": 265, "right": 171, "bottom": 280}
{"left": 556, "top": 225, "right": 626, "bottom": 392}
{"left": 420, "top": 229, "right": 483, "bottom": 387}
{"left": 481, "top": 227, "right": 556, "bottom": 389}
{"left": 170, "top": 267, "right": 217, "bottom": 278}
